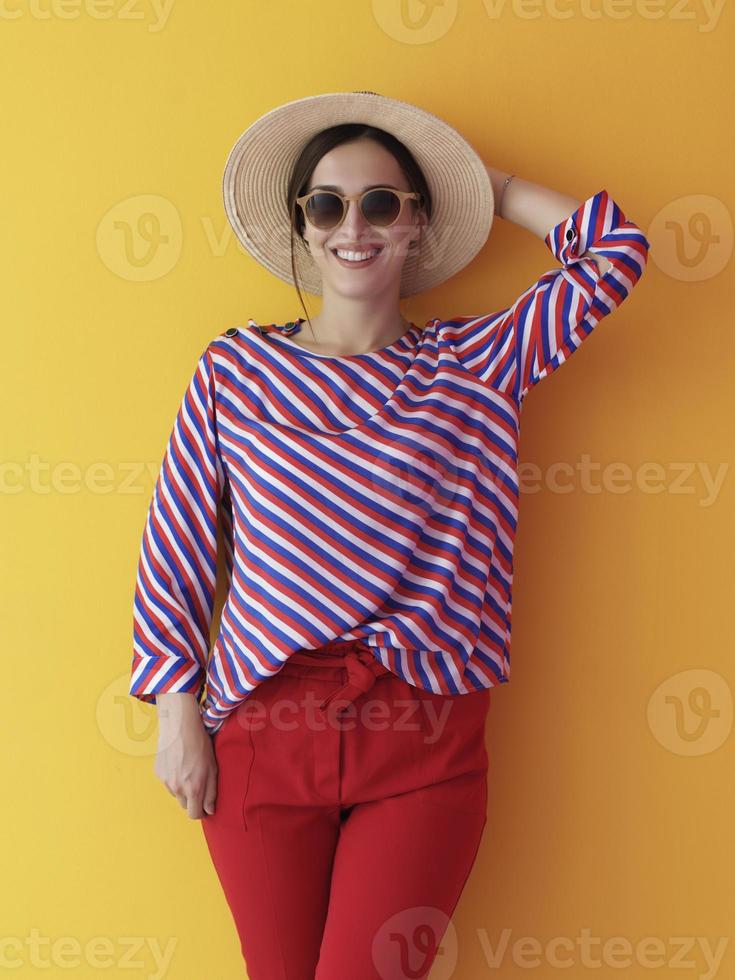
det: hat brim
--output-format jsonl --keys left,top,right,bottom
{"left": 222, "top": 91, "right": 494, "bottom": 299}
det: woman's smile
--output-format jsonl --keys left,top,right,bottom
{"left": 329, "top": 244, "right": 385, "bottom": 268}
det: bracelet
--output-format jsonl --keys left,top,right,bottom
{"left": 497, "top": 174, "right": 515, "bottom": 217}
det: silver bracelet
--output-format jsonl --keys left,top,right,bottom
{"left": 497, "top": 174, "right": 515, "bottom": 217}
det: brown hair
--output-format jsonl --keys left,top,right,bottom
{"left": 286, "top": 124, "right": 433, "bottom": 341}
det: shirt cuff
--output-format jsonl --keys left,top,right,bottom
{"left": 544, "top": 188, "right": 622, "bottom": 268}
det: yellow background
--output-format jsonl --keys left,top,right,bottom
{"left": 2, "top": 0, "right": 733, "bottom": 977}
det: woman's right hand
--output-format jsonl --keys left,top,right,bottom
{"left": 154, "top": 693, "right": 218, "bottom": 819}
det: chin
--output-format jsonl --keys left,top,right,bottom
{"left": 327, "top": 280, "right": 392, "bottom": 300}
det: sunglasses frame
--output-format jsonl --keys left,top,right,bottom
{"left": 295, "top": 187, "right": 422, "bottom": 230}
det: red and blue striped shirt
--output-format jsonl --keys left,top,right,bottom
{"left": 130, "top": 187, "right": 650, "bottom": 735}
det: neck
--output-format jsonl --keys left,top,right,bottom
{"left": 303, "top": 294, "right": 410, "bottom": 354}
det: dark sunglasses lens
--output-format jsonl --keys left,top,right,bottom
{"left": 305, "top": 192, "right": 344, "bottom": 229}
{"left": 362, "top": 189, "right": 401, "bottom": 226}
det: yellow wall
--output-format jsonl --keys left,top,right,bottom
{"left": 3, "top": 0, "right": 733, "bottom": 977}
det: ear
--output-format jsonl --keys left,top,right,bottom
{"left": 411, "top": 208, "right": 429, "bottom": 245}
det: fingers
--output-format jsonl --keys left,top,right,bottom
{"left": 202, "top": 763, "right": 218, "bottom": 816}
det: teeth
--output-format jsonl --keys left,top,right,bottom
{"left": 335, "top": 248, "right": 380, "bottom": 262}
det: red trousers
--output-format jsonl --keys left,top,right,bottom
{"left": 201, "top": 638, "right": 491, "bottom": 979}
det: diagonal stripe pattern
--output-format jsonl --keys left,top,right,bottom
{"left": 130, "top": 188, "right": 650, "bottom": 735}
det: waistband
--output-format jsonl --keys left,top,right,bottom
{"left": 286, "top": 639, "right": 391, "bottom": 716}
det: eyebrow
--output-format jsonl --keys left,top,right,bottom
{"left": 309, "top": 183, "right": 400, "bottom": 192}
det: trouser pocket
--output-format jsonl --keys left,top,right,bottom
{"left": 411, "top": 686, "right": 490, "bottom": 815}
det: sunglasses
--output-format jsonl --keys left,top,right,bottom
{"left": 295, "top": 187, "right": 422, "bottom": 231}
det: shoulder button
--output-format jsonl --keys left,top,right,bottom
{"left": 224, "top": 327, "right": 238, "bottom": 337}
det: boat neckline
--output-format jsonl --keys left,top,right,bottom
{"left": 245, "top": 317, "right": 424, "bottom": 361}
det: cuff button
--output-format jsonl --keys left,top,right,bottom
{"left": 566, "top": 229, "right": 575, "bottom": 242}
{"left": 224, "top": 327, "right": 238, "bottom": 337}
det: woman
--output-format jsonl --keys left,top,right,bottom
{"left": 129, "top": 91, "right": 649, "bottom": 979}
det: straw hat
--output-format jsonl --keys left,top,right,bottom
{"left": 222, "top": 90, "right": 494, "bottom": 299}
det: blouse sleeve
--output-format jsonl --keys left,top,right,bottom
{"left": 445, "top": 188, "right": 650, "bottom": 406}
{"left": 129, "top": 346, "right": 226, "bottom": 705}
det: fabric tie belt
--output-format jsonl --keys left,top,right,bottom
{"left": 287, "top": 641, "right": 391, "bottom": 716}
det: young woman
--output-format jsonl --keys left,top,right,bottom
{"left": 130, "top": 91, "right": 649, "bottom": 979}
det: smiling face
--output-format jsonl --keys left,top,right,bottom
{"left": 300, "top": 137, "right": 428, "bottom": 300}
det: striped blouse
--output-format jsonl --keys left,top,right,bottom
{"left": 130, "top": 187, "right": 650, "bottom": 735}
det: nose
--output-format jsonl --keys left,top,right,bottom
{"left": 336, "top": 198, "right": 372, "bottom": 238}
